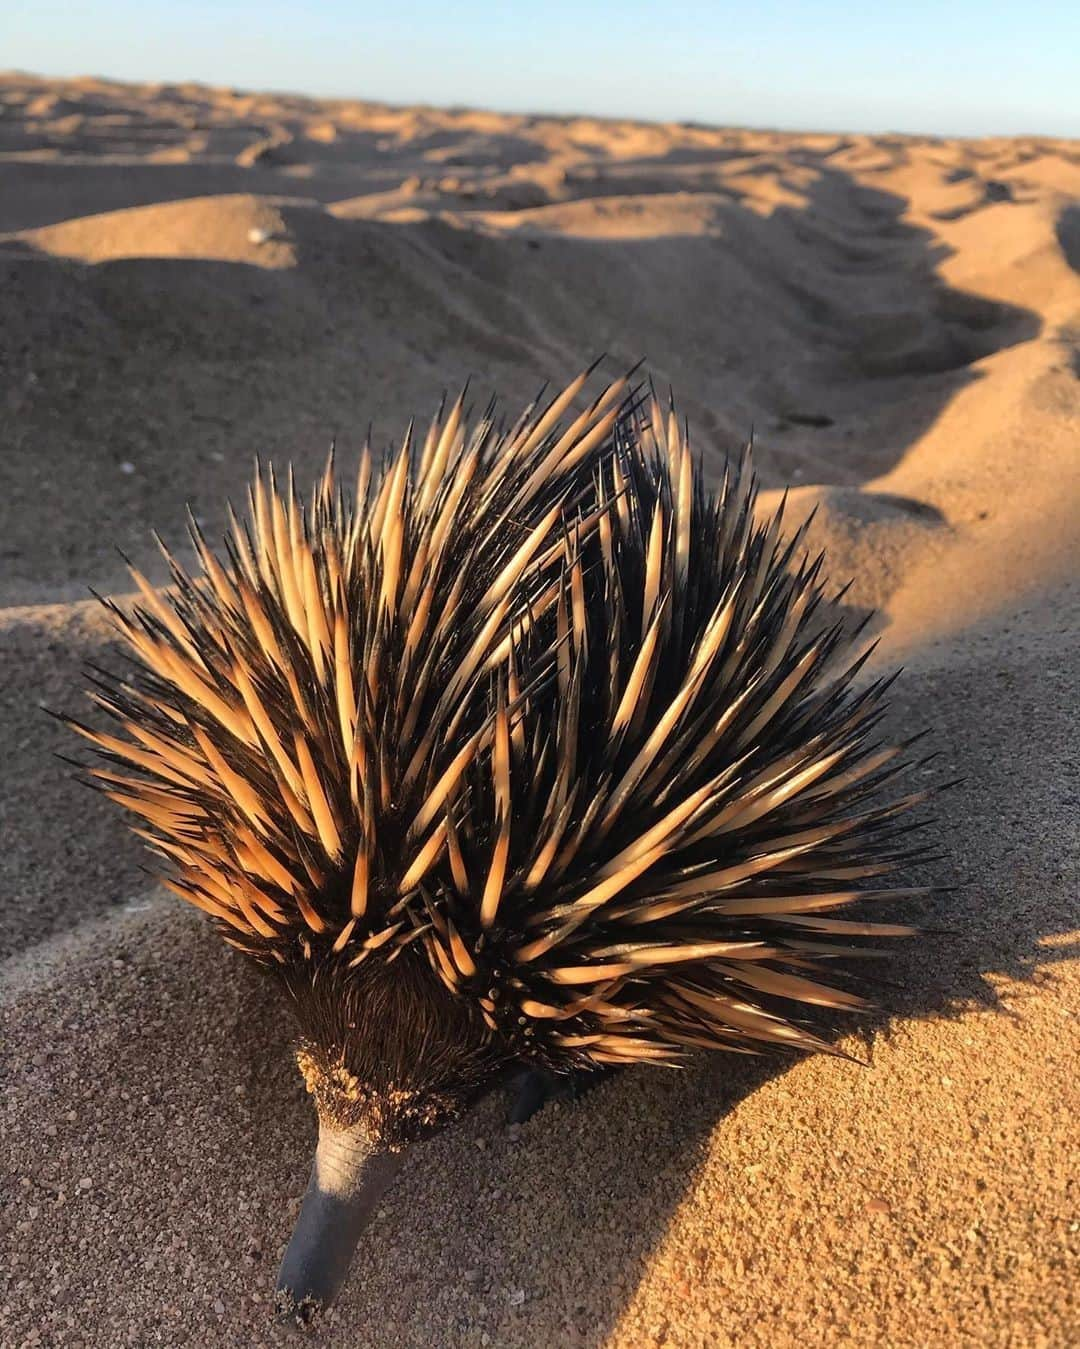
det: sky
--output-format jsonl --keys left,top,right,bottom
{"left": 6, "top": 1, "right": 1079, "bottom": 139}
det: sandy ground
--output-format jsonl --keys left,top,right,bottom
{"left": 0, "top": 73, "right": 1077, "bottom": 1347}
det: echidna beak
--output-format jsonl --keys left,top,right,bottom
{"left": 275, "top": 1123, "right": 403, "bottom": 1325}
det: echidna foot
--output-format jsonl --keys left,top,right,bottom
{"left": 508, "top": 1065, "right": 616, "bottom": 1124}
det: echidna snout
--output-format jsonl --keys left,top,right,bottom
{"left": 274, "top": 948, "right": 504, "bottom": 1318}
{"left": 67, "top": 366, "right": 938, "bottom": 1311}
{"left": 275, "top": 1125, "right": 401, "bottom": 1320}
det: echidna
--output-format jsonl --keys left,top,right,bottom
{"left": 66, "top": 366, "right": 935, "bottom": 1319}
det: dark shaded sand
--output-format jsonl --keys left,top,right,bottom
{"left": 1, "top": 74, "right": 1077, "bottom": 1346}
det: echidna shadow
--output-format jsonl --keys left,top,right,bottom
{"left": 62, "top": 365, "right": 1063, "bottom": 1332}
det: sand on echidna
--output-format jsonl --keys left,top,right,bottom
{"left": 63, "top": 365, "right": 939, "bottom": 1322}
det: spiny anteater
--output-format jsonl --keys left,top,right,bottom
{"left": 65, "top": 366, "right": 936, "bottom": 1319}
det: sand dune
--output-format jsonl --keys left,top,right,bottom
{"left": 0, "top": 73, "right": 1077, "bottom": 1347}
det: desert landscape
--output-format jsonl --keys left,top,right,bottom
{"left": 0, "top": 72, "right": 1077, "bottom": 1346}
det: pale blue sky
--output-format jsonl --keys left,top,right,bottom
{"left": 7, "top": 1, "right": 1079, "bottom": 137}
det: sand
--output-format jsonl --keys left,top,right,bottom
{"left": 0, "top": 73, "right": 1077, "bottom": 1347}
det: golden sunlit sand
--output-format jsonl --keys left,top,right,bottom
{"left": 0, "top": 73, "right": 1077, "bottom": 1346}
